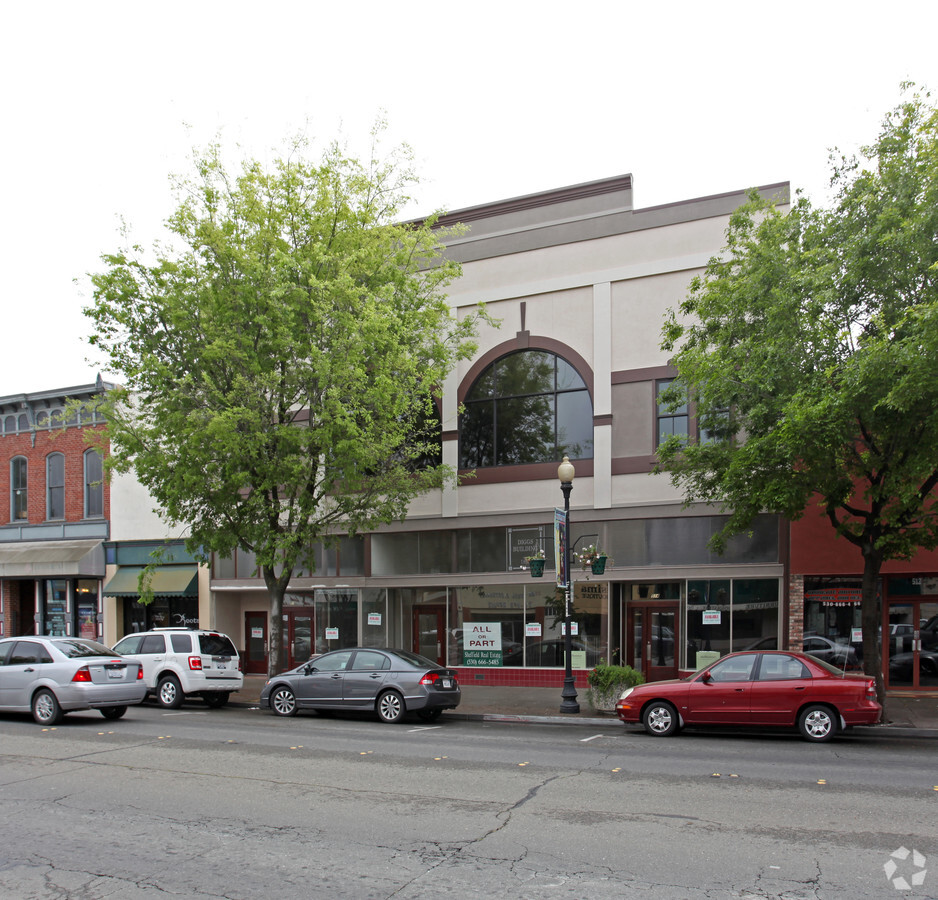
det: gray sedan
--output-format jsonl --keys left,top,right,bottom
{"left": 0, "top": 636, "right": 147, "bottom": 725}
{"left": 260, "top": 647, "right": 461, "bottom": 723}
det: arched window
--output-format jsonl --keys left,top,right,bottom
{"left": 46, "top": 452, "right": 65, "bottom": 520}
{"left": 11, "top": 457, "right": 27, "bottom": 520}
{"left": 459, "top": 350, "right": 593, "bottom": 469}
{"left": 84, "top": 449, "right": 104, "bottom": 518}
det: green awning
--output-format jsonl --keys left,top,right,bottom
{"left": 103, "top": 565, "right": 198, "bottom": 598}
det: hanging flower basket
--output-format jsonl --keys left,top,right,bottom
{"left": 529, "top": 558, "right": 545, "bottom": 578}
{"left": 577, "top": 544, "right": 612, "bottom": 576}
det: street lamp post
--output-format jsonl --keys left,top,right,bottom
{"left": 557, "top": 455, "right": 580, "bottom": 714}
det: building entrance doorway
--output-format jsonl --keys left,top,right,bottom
{"left": 285, "top": 608, "right": 315, "bottom": 669}
{"left": 626, "top": 603, "right": 680, "bottom": 682}
{"left": 885, "top": 600, "right": 938, "bottom": 690}
{"left": 243, "top": 611, "right": 267, "bottom": 674}
{"left": 413, "top": 605, "right": 445, "bottom": 666}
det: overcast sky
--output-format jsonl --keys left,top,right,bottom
{"left": 2, "top": 1, "right": 936, "bottom": 397}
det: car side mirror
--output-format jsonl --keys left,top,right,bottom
{"left": 700, "top": 671, "right": 712, "bottom": 684}
{"left": 304, "top": 664, "right": 315, "bottom": 675}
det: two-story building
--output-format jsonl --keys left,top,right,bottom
{"left": 0, "top": 380, "right": 112, "bottom": 639}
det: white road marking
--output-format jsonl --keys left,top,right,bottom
{"left": 407, "top": 725, "right": 443, "bottom": 733}
{"left": 580, "top": 734, "right": 607, "bottom": 742}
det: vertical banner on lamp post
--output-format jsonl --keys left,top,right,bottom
{"left": 554, "top": 507, "right": 568, "bottom": 587}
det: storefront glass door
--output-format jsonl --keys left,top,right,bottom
{"left": 627, "top": 603, "right": 679, "bottom": 682}
{"left": 287, "top": 610, "right": 314, "bottom": 669}
{"left": 886, "top": 600, "right": 938, "bottom": 690}
{"left": 413, "top": 605, "right": 445, "bottom": 665}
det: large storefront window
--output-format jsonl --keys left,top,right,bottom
{"left": 447, "top": 583, "right": 607, "bottom": 668}
{"left": 121, "top": 596, "right": 199, "bottom": 633}
{"left": 803, "top": 580, "right": 864, "bottom": 661}
{"left": 76, "top": 579, "right": 99, "bottom": 639}
{"left": 685, "top": 579, "right": 779, "bottom": 667}
{"left": 43, "top": 580, "right": 68, "bottom": 636}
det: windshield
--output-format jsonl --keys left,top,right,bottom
{"left": 52, "top": 639, "right": 119, "bottom": 658}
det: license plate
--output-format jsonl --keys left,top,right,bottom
{"left": 107, "top": 669, "right": 124, "bottom": 679}
{"left": 441, "top": 678, "right": 452, "bottom": 688}
{"left": 215, "top": 661, "right": 227, "bottom": 669}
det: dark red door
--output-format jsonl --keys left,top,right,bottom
{"left": 413, "top": 605, "right": 445, "bottom": 666}
{"left": 627, "top": 604, "right": 680, "bottom": 682}
{"left": 244, "top": 611, "right": 268, "bottom": 674}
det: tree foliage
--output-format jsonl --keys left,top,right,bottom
{"left": 86, "top": 128, "right": 485, "bottom": 675}
{"left": 659, "top": 87, "right": 938, "bottom": 704}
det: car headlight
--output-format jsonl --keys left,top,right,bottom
{"left": 618, "top": 687, "right": 635, "bottom": 701}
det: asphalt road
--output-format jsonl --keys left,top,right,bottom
{"left": 1, "top": 702, "right": 936, "bottom": 899}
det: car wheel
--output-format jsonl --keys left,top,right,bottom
{"left": 157, "top": 675, "right": 184, "bottom": 709}
{"left": 642, "top": 701, "right": 679, "bottom": 737}
{"left": 100, "top": 706, "right": 127, "bottom": 720}
{"left": 377, "top": 690, "right": 405, "bottom": 724}
{"left": 417, "top": 708, "right": 443, "bottom": 722}
{"left": 203, "top": 692, "right": 230, "bottom": 709}
{"left": 270, "top": 686, "right": 297, "bottom": 717}
{"left": 32, "top": 689, "right": 63, "bottom": 726}
{"left": 798, "top": 704, "right": 837, "bottom": 742}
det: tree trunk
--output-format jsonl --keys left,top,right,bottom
{"left": 860, "top": 548, "right": 885, "bottom": 716}
{"left": 262, "top": 565, "right": 288, "bottom": 678}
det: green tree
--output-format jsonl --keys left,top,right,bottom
{"left": 659, "top": 88, "right": 938, "bottom": 706}
{"left": 86, "top": 130, "right": 485, "bottom": 676}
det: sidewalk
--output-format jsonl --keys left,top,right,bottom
{"left": 232, "top": 674, "right": 938, "bottom": 735}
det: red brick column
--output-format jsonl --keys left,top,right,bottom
{"left": 787, "top": 574, "right": 804, "bottom": 650}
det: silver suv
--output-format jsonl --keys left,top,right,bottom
{"left": 112, "top": 628, "right": 243, "bottom": 708}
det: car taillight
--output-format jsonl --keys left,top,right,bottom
{"left": 867, "top": 680, "right": 877, "bottom": 698}
{"left": 137, "top": 666, "right": 144, "bottom": 680}
{"left": 72, "top": 667, "right": 92, "bottom": 683}
{"left": 420, "top": 673, "right": 439, "bottom": 686}
{"left": 189, "top": 656, "right": 203, "bottom": 671}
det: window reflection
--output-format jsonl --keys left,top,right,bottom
{"left": 460, "top": 350, "right": 593, "bottom": 469}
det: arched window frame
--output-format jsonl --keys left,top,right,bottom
{"left": 459, "top": 348, "right": 594, "bottom": 470}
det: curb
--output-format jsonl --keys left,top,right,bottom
{"left": 230, "top": 700, "right": 938, "bottom": 736}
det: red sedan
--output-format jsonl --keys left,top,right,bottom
{"left": 615, "top": 650, "right": 881, "bottom": 742}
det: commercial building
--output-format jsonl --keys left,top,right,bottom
{"left": 212, "top": 173, "right": 792, "bottom": 686}
{"left": 0, "top": 381, "right": 112, "bottom": 639}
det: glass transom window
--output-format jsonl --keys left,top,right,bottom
{"left": 460, "top": 351, "right": 593, "bottom": 468}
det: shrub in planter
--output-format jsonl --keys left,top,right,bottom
{"left": 585, "top": 663, "right": 645, "bottom": 712}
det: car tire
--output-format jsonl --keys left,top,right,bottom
{"left": 270, "top": 686, "right": 297, "bottom": 717}
{"left": 32, "top": 689, "right": 63, "bottom": 726}
{"left": 203, "top": 692, "right": 230, "bottom": 709}
{"left": 798, "top": 704, "right": 837, "bottom": 742}
{"left": 157, "top": 675, "right": 184, "bottom": 709}
{"left": 417, "top": 708, "right": 443, "bottom": 722}
{"left": 376, "top": 690, "right": 405, "bottom": 724}
{"left": 642, "top": 701, "right": 680, "bottom": 737}
{"left": 100, "top": 706, "right": 127, "bottom": 720}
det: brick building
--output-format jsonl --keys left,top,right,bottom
{"left": 0, "top": 380, "right": 112, "bottom": 638}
